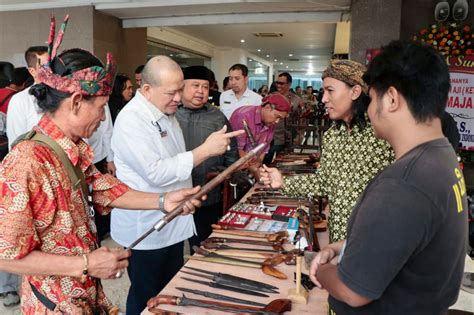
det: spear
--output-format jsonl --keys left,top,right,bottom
{"left": 126, "top": 143, "right": 265, "bottom": 250}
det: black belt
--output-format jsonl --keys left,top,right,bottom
{"left": 30, "top": 282, "right": 56, "bottom": 311}
{"left": 30, "top": 282, "right": 106, "bottom": 314}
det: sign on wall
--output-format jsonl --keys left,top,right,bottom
{"left": 446, "top": 55, "right": 474, "bottom": 150}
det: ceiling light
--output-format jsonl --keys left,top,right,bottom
{"left": 289, "top": 53, "right": 293, "bottom": 57}
{"left": 257, "top": 49, "right": 261, "bottom": 52}
{"left": 249, "top": 59, "right": 253, "bottom": 62}
{"left": 274, "top": 59, "right": 277, "bottom": 62}
{"left": 169, "top": 54, "right": 174, "bottom": 57}
{"left": 266, "top": 54, "right": 270, "bottom": 58}
{"left": 286, "top": 66, "right": 289, "bottom": 69}
{"left": 279, "top": 62, "right": 283, "bottom": 65}
{"left": 240, "top": 39, "right": 245, "bottom": 43}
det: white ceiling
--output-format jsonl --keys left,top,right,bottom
{"left": 0, "top": 0, "right": 352, "bottom": 73}
{"left": 172, "top": 21, "right": 337, "bottom": 73}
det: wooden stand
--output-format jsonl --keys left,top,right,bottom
{"left": 287, "top": 255, "right": 309, "bottom": 304}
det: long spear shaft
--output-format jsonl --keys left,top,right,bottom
{"left": 126, "top": 143, "right": 265, "bottom": 250}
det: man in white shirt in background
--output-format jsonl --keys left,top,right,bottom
{"left": 87, "top": 104, "right": 116, "bottom": 242}
{"left": 111, "top": 55, "right": 243, "bottom": 315}
{"left": 0, "top": 46, "right": 49, "bottom": 308}
{"left": 6, "top": 46, "right": 48, "bottom": 148}
{"left": 219, "top": 63, "right": 262, "bottom": 119}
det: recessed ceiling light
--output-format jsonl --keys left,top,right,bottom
{"left": 289, "top": 53, "right": 293, "bottom": 57}
{"left": 169, "top": 54, "right": 174, "bottom": 57}
{"left": 257, "top": 49, "right": 261, "bottom": 52}
{"left": 286, "top": 66, "right": 289, "bottom": 69}
{"left": 308, "top": 56, "right": 313, "bottom": 59}
{"left": 266, "top": 54, "right": 270, "bottom": 58}
{"left": 240, "top": 39, "right": 245, "bottom": 43}
{"left": 274, "top": 59, "right": 277, "bottom": 62}
{"left": 249, "top": 59, "right": 253, "bottom": 62}
{"left": 279, "top": 62, "right": 283, "bottom": 65}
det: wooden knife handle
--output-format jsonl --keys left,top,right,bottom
{"left": 147, "top": 295, "right": 178, "bottom": 309}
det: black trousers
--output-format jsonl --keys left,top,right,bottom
{"left": 188, "top": 202, "right": 222, "bottom": 254}
{"left": 93, "top": 158, "right": 110, "bottom": 242}
{"left": 126, "top": 242, "right": 184, "bottom": 315}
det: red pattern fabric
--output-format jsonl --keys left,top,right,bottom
{"left": 0, "top": 87, "right": 17, "bottom": 113}
{"left": 0, "top": 115, "right": 129, "bottom": 314}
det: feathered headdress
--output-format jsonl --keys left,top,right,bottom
{"left": 37, "top": 15, "right": 117, "bottom": 96}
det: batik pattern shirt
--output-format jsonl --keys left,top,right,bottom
{"left": 283, "top": 122, "right": 394, "bottom": 242}
{"left": 0, "top": 115, "right": 129, "bottom": 314}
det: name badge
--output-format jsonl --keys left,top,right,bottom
{"left": 224, "top": 101, "right": 231, "bottom": 104}
{"left": 152, "top": 120, "right": 168, "bottom": 137}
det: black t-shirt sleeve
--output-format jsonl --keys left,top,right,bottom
{"left": 337, "top": 178, "right": 433, "bottom": 300}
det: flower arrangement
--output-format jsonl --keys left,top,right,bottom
{"left": 413, "top": 22, "right": 473, "bottom": 56}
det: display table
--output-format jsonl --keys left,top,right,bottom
{"left": 141, "top": 183, "right": 329, "bottom": 314}
{"left": 141, "top": 229, "right": 329, "bottom": 314}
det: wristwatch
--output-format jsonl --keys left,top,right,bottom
{"left": 159, "top": 193, "right": 166, "bottom": 214}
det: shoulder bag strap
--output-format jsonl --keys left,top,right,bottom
{"left": 31, "top": 133, "right": 89, "bottom": 200}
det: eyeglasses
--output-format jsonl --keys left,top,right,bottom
{"left": 275, "top": 81, "right": 288, "bottom": 85}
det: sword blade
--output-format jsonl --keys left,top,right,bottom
{"left": 180, "top": 277, "right": 269, "bottom": 297}
{"left": 175, "top": 287, "right": 266, "bottom": 307}
{"left": 183, "top": 266, "right": 279, "bottom": 291}
{"left": 178, "top": 296, "right": 281, "bottom": 315}
{"left": 180, "top": 270, "right": 213, "bottom": 279}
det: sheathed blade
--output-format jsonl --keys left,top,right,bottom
{"left": 176, "top": 287, "right": 266, "bottom": 307}
{"left": 213, "top": 244, "right": 282, "bottom": 253}
{"left": 180, "top": 277, "right": 269, "bottom": 297}
{"left": 242, "top": 119, "right": 257, "bottom": 148}
{"left": 183, "top": 266, "right": 279, "bottom": 291}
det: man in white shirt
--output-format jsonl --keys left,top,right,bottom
{"left": 6, "top": 46, "right": 49, "bottom": 149}
{"left": 219, "top": 63, "right": 262, "bottom": 119}
{"left": 111, "top": 55, "right": 242, "bottom": 315}
{"left": 1, "top": 46, "right": 49, "bottom": 308}
{"left": 88, "top": 104, "right": 116, "bottom": 242}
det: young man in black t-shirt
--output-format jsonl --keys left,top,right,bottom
{"left": 310, "top": 41, "right": 468, "bottom": 314}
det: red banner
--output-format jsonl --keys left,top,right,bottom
{"left": 446, "top": 55, "right": 474, "bottom": 150}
